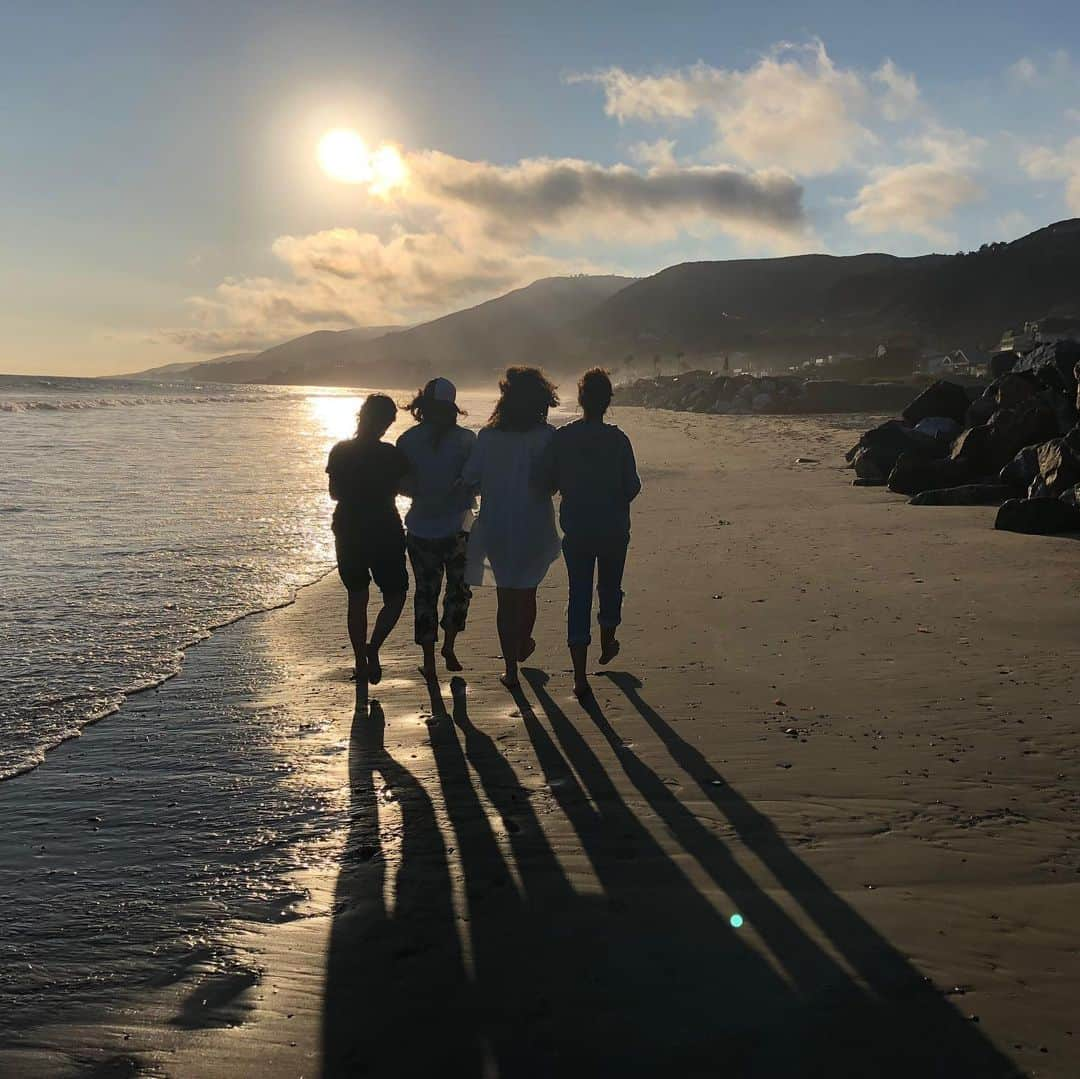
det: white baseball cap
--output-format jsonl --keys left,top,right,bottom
{"left": 426, "top": 377, "right": 457, "bottom": 403}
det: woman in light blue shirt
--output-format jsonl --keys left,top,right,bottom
{"left": 396, "top": 378, "right": 477, "bottom": 679}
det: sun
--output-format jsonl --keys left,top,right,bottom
{"left": 318, "top": 129, "right": 372, "bottom": 184}
{"left": 317, "top": 130, "right": 407, "bottom": 193}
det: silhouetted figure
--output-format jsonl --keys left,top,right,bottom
{"left": 396, "top": 378, "right": 476, "bottom": 679}
{"left": 462, "top": 366, "right": 560, "bottom": 689}
{"left": 326, "top": 393, "right": 409, "bottom": 686}
{"left": 536, "top": 368, "right": 640, "bottom": 698}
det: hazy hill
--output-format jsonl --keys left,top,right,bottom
{"left": 125, "top": 354, "right": 257, "bottom": 381}
{"left": 173, "top": 276, "right": 633, "bottom": 388}
{"left": 576, "top": 220, "right": 1080, "bottom": 365}
{"left": 339, "top": 275, "right": 634, "bottom": 386}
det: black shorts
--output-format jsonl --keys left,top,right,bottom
{"left": 334, "top": 530, "right": 409, "bottom": 596}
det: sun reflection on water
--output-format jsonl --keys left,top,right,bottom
{"left": 307, "top": 393, "right": 366, "bottom": 442}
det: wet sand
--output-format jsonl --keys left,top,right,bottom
{"left": 3, "top": 408, "right": 1078, "bottom": 1077}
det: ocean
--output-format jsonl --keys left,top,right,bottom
{"left": 0, "top": 374, "right": 392, "bottom": 780}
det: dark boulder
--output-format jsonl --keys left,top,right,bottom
{"left": 1013, "top": 339, "right": 1080, "bottom": 393}
{"left": 914, "top": 416, "right": 963, "bottom": 440}
{"left": 986, "top": 371, "right": 1038, "bottom": 409}
{"left": 902, "top": 380, "right": 972, "bottom": 426}
{"left": 998, "top": 444, "right": 1044, "bottom": 491}
{"left": 1060, "top": 484, "right": 1080, "bottom": 510}
{"left": 1038, "top": 387, "right": 1080, "bottom": 435}
{"left": 888, "top": 453, "right": 971, "bottom": 496}
{"left": 955, "top": 398, "right": 1060, "bottom": 474}
{"left": 995, "top": 497, "right": 1080, "bottom": 535}
{"left": 856, "top": 420, "right": 948, "bottom": 476}
{"left": 909, "top": 484, "right": 1015, "bottom": 506}
{"left": 964, "top": 396, "right": 998, "bottom": 429}
{"left": 852, "top": 447, "right": 886, "bottom": 484}
{"left": 1028, "top": 437, "right": 1080, "bottom": 498}
{"left": 989, "top": 350, "right": 1019, "bottom": 378}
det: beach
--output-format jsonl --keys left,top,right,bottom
{"left": 2, "top": 405, "right": 1078, "bottom": 1078}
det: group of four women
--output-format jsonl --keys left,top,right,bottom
{"left": 326, "top": 366, "right": 641, "bottom": 699}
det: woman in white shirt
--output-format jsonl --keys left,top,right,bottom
{"left": 463, "top": 367, "right": 560, "bottom": 688}
{"left": 396, "top": 378, "right": 477, "bottom": 679}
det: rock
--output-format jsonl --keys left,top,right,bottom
{"left": 1060, "top": 484, "right": 1080, "bottom": 510}
{"left": 986, "top": 372, "right": 1038, "bottom": 409}
{"left": 915, "top": 416, "right": 963, "bottom": 440}
{"left": 1029, "top": 434, "right": 1080, "bottom": 498}
{"left": 888, "top": 453, "right": 972, "bottom": 496}
{"left": 954, "top": 398, "right": 1060, "bottom": 475}
{"left": 1037, "top": 387, "right": 1080, "bottom": 435}
{"left": 1076, "top": 360, "right": 1080, "bottom": 414}
{"left": 752, "top": 392, "right": 775, "bottom": 412}
{"left": 802, "top": 380, "right": 915, "bottom": 413}
{"left": 995, "top": 497, "right": 1080, "bottom": 535}
{"left": 857, "top": 420, "right": 948, "bottom": 476}
{"left": 964, "top": 396, "right": 998, "bottom": 429}
{"left": 1013, "top": 339, "right": 1080, "bottom": 394}
{"left": 852, "top": 447, "right": 886, "bottom": 484}
{"left": 989, "top": 350, "right": 1019, "bottom": 378}
{"left": 902, "top": 380, "right": 973, "bottom": 426}
{"left": 998, "top": 444, "right": 1043, "bottom": 491}
{"left": 909, "top": 484, "right": 1015, "bottom": 506}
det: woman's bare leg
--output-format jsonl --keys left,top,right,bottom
{"left": 496, "top": 588, "right": 521, "bottom": 687}
{"left": 440, "top": 628, "right": 462, "bottom": 672}
{"left": 347, "top": 589, "right": 369, "bottom": 680}
{"left": 367, "top": 590, "right": 405, "bottom": 685}
{"left": 518, "top": 587, "right": 538, "bottom": 661}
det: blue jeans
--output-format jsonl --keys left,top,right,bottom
{"left": 562, "top": 536, "right": 628, "bottom": 646}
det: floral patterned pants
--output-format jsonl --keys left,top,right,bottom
{"left": 406, "top": 532, "right": 472, "bottom": 644}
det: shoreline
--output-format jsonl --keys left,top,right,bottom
{"left": 3, "top": 408, "right": 1079, "bottom": 1077}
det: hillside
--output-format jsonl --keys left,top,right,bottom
{"left": 124, "top": 354, "right": 257, "bottom": 381}
{"left": 576, "top": 220, "right": 1080, "bottom": 365}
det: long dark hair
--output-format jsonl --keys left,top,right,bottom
{"left": 354, "top": 393, "right": 397, "bottom": 441}
{"left": 403, "top": 381, "right": 466, "bottom": 446}
{"left": 578, "top": 367, "right": 613, "bottom": 421}
{"left": 486, "top": 366, "right": 559, "bottom": 432}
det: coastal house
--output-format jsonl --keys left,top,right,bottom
{"left": 920, "top": 349, "right": 988, "bottom": 377}
{"left": 997, "top": 325, "right": 1037, "bottom": 352}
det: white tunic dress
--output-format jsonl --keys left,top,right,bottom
{"left": 463, "top": 425, "right": 560, "bottom": 588}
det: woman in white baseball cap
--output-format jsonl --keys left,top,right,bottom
{"left": 396, "top": 377, "right": 477, "bottom": 679}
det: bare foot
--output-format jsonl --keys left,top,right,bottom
{"left": 518, "top": 637, "right": 536, "bottom": 662}
{"left": 441, "top": 645, "right": 464, "bottom": 672}
{"left": 599, "top": 638, "right": 620, "bottom": 665}
{"left": 573, "top": 679, "right": 593, "bottom": 701}
{"left": 367, "top": 646, "right": 382, "bottom": 685}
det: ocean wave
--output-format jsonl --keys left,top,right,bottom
{"left": 0, "top": 393, "right": 272, "bottom": 413}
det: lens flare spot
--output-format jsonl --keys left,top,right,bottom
{"left": 729, "top": 913, "right": 744, "bottom": 929}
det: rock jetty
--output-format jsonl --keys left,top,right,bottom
{"left": 844, "top": 341, "right": 1080, "bottom": 535}
{"left": 614, "top": 372, "right": 916, "bottom": 414}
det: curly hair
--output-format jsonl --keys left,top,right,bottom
{"left": 486, "top": 366, "right": 559, "bottom": 432}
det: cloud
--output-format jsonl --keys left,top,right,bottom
{"left": 1008, "top": 50, "right": 1071, "bottom": 87}
{"left": 847, "top": 129, "right": 984, "bottom": 243}
{"left": 1022, "top": 137, "right": 1080, "bottom": 213}
{"left": 167, "top": 150, "right": 807, "bottom": 351}
{"left": 571, "top": 41, "right": 920, "bottom": 177}
{"left": 874, "top": 60, "right": 920, "bottom": 120}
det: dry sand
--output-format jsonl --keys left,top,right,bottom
{"left": 4, "top": 408, "right": 1079, "bottom": 1078}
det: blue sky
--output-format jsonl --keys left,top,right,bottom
{"left": 3, "top": 0, "right": 1079, "bottom": 375}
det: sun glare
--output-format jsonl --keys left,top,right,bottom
{"left": 318, "top": 129, "right": 372, "bottom": 184}
{"left": 308, "top": 393, "right": 365, "bottom": 441}
{"left": 317, "top": 129, "right": 407, "bottom": 194}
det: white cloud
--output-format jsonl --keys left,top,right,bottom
{"left": 168, "top": 150, "right": 807, "bottom": 351}
{"left": 847, "top": 128, "right": 984, "bottom": 243}
{"left": 1008, "top": 57, "right": 1038, "bottom": 85}
{"left": 874, "top": 59, "right": 920, "bottom": 120}
{"left": 1008, "top": 50, "right": 1071, "bottom": 87}
{"left": 1022, "top": 137, "right": 1080, "bottom": 214}
{"left": 572, "top": 41, "right": 922, "bottom": 177}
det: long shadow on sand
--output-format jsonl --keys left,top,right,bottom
{"left": 321, "top": 675, "right": 1019, "bottom": 1078}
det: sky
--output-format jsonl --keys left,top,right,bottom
{"left": 3, "top": 0, "right": 1080, "bottom": 376}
